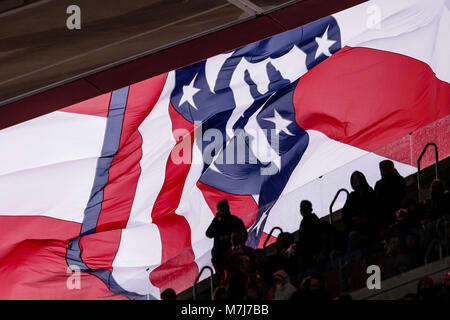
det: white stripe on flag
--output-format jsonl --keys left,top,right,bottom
{"left": 111, "top": 72, "right": 176, "bottom": 299}
{"left": 175, "top": 137, "right": 215, "bottom": 278}
{"left": 0, "top": 111, "right": 106, "bottom": 223}
{"left": 334, "top": 0, "right": 450, "bottom": 83}
{"left": 126, "top": 72, "right": 176, "bottom": 228}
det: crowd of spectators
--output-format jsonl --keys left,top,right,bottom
{"left": 163, "top": 160, "right": 449, "bottom": 300}
{"left": 401, "top": 271, "right": 450, "bottom": 301}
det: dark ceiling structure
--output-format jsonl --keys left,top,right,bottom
{"left": 0, "top": 0, "right": 367, "bottom": 129}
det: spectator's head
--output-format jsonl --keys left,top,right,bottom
{"left": 300, "top": 274, "right": 325, "bottom": 292}
{"left": 231, "top": 230, "right": 245, "bottom": 248}
{"left": 300, "top": 200, "right": 313, "bottom": 217}
{"left": 160, "top": 288, "right": 176, "bottom": 300}
{"left": 444, "top": 270, "right": 450, "bottom": 289}
{"left": 237, "top": 254, "right": 252, "bottom": 275}
{"left": 309, "top": 274, "right": 326, "bottom": 292}
{"left": 405, "top": 233, "right": 419, "bottom": 251}
{"left": 396, "top": 209, "right": 408, "bottom": 223}
{"left": 386, "top": 236, "right": 401, "bottom": 254}
{"left": 417, "top": 276, "right": 434, "bottom": 297}
{"left": 402, "top": 198, "right": 418, "bottom": 214}
{"left": 254, "top": 249, "right": 266, "bottom": 268}
{"left": 213, "top": 286, "right": 228, "bottom": 301}
{"left": 217, "top": 199, "right": 230, "bottom": 216}
{"left": 300, "top": 274, "right": 330, "bottom": 300}
{"left": 276, "top": 232, "right": 294, "bottom": 252}
{"left": 379, "top": 160, "right": 395, "bottom": 178}
{"left": 430, "top": 179, "right": 445, "bottom": 199}
{"left": 350, "top": 171, "right": 369, "bottom": 191}
{"left": 421, "top": 218, "right": 434, "bottom": 232}
{"left": 273, "top": 269, "right": 290, "bottom": 287}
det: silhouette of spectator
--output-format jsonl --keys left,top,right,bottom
{"left": 317, "top": 220, "right": 347, "bottom": 260}
{"left": 375, "top": 160, "right": 407, "bottom": 231}
{"left": 403, "top": 232, "right": 422, "bottom": 270}
{"left": 206, "top": 199, "right": 247, "bottom": 282}
{"left": 226, "top": 230, "right": 254, "bottom": 262}
{"left": 276, "top": 232, "right": 295, "bottom": 256}
{"left": 227, "top": 271, "right": 248, "bottom": 300}
{"left": 265, "top": 232, "right": 298, "bottom": 278}
{"left": 160, "top": 288, "right": 176, "bottom": 300}
{"left": 436, "top": 271, "right": 450, "bottom": 302}
{"left": 402, "top": 198, "right": 422, "bottom": 228}
{"left": 421, "top": 179, "right": 450, "bottom": 220}
{"left": 384, "top": 208, "right": 422, "bottom": 271}
{"left": 272, "top": 269, "right": 297, "bottom": 300}
{"left": 417, "top": 276, "right": 437, "bottom": 301}
{"left": 384, "top": 235, "right": 409, "bottom": 276}
{"left": 225, "top": 241, "right": 254, "bottom": 285}
{"left": 291, "top": 274, "right": 331, "bottom": 301}
{"left": 297, "top": 200, "right": 321, "bottom": 270}
{"left": 342, "top": 171, "right": 375, "bottom": 252}
{"left": 420, "top": 217, "right": 440, "bottom": 263}
{"left": 253, "top": 249, "right": 266, "bottom": 275}
{"left": 226, "top": 254, "right": 260, "bottom": 300}
{"left": 384, "top": 209, "right": 412, "bottom": 247}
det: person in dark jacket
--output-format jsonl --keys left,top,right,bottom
{"left": 342, "top": 171, "right": 376, "bottom": 251}
{"left": 417, "top": 276, "right": 437, "bottom": 301}
{"left": 296, "top": 200, "right": 321, "bottom": 270}
{"left": 375, "top": 160, "right": 407, "bottom": 232}
{"left": 206, "top": 199, "right": 247, "bottom": 281}
{"left": 420, "top": 179, "right": 450, "bottom": 221}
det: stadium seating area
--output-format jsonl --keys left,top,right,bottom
{"left": 176, "top": 142, "right": 450, "bottom": 301}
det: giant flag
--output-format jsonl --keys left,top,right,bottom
{"left": 0, "top": 0, "right": 449, "bottom": 299}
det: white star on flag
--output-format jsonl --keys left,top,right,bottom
{"left": 180, "top": 75, "right": 200, "bottom": 110}
{"left": 263, "top": 109, "right": 295, "bottom": 136}
{"left": 314, "top": 26, "right": 336, "bottom": 59}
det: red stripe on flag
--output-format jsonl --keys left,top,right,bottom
{"left": 0, "top": 217, "right": 127, "bottom": 299}
{"left": 96, "top": 73, "right": 168, "bottom": 233}
{"left": 60, "top": 92, "right": 111, "bottom": 117}
{"left": 79, "top": 229, "right": 122, "bottom": 272}
{"left": 0, "top": 216, "right": 81, "bottom": 262}
{"left": 294, "top": 46, "right": 450, "bottom": 152}
{"left": 149, "top": 102, "right": 198, "bottom": 294}
{"left": 197, "top": 181, "right": 258, "bottom": 229}
{"left": 0, "top": 239, "right": 127, "bottom": 299}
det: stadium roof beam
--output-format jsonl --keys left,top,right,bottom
{"left": 0, "top": 0, "right": 368, "bottom": 129}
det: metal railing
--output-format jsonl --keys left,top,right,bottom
{"left": 329, "top": 188, "right": 349, "bottom": 224}
{"left": 417, "top": 142, "right": 439, "bottom": 192}
{"left": 193, "top": 266, "right": 214, "bottom": 300}
{"left": 0, "top": 0, "right": 43, "bottom": 15}
{"left": 263, "top": 227, "right": 283, "bottom": 249}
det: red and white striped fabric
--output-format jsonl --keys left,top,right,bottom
{"left": 0, "top": 0, "right": 449, "bottom": 299}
